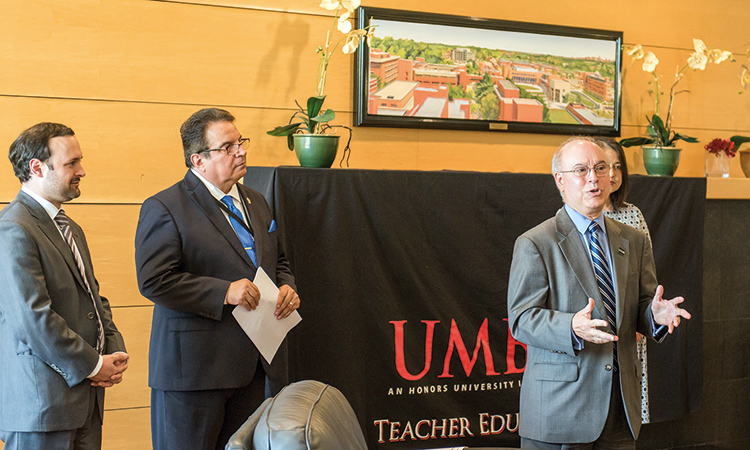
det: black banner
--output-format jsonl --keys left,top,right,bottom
{"left": 245, "top": 168, "right": 704, "bottom": 449}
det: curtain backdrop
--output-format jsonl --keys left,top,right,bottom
{"left": 245, "top": 167, "right": 705, "bottom": 449}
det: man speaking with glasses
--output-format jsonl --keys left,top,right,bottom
{"left": 507, "top": 137, "right": 690, "bottom": 449}
{"left": 135, "top": 108, "right": 299, "bottom": 450}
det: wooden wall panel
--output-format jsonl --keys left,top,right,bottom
{"left": 2, "top": 0, "right": 749, "bottom": 187}
{"left": 159, "top": 0, "right": 750, "bottom": 50}
{"left": 63, "top": 204, "right": 147, "bottom": 307}
{"left": 0, "top": 0, "right": 344, "bottom": 111}
{"left": 2, "top": 1, "right": 750, "bottom": 448}
{"left": 100, "top": 306, "right": 153, "bottom": 410}
{"left": 0, "top": 97, "right": 302, "bottom": 202}
{"left": 0, "top": 0, "right": 750, "bottom": 190}
{"left": 620, "top": 48, "right": 750, "bottom": 131}
{"left": 2, "top": 95, "right": 747, "bottom": 194}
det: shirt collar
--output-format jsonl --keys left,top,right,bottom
{"left": 564, "top": 204, "right": 606, "bottom": 236}
{"left": 190, "top": 169, "right": 241, "bottom": 204}
{"left": 21, "top": 185, "right": 61, "bottom": 221}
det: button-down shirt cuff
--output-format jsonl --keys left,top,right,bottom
{"left": 88, "top": 355, "right": 103, "bottom": 379}
{"left": 653, "top": 323, "right": 668, "bottom": 341}
{"left": 572, "top": 328, "right": 584, "bottom": 351}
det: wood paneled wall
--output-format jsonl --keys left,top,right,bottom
{"left": 1, "top": 0, "right": 748, "bottom": 448}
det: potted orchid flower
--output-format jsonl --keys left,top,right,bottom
{"left": 266, "top": 0, "right": 375, "bottom": 168}
{"left": 739, "top": 46, "right": 750, "bottom": 93}
{"left": 620, "top": 39, "right": 735, "bottom": 176}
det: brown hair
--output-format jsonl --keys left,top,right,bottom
{"left": 595, "top": 137, "right": 629, "bottom": 210}
{"left": 9, "top": 122, "right": 75, "bottom": 182}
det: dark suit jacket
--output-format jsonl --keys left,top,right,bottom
{"left": 507, "top": 207, "right": 661, "bottom": 443}
{"left": 135, "top": 170, "right": 296, "bottom": 393}
{"left": 0, "top": 191, "right": 125, "bottom": 432}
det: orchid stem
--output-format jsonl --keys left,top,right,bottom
{"left": 665, "top": 63, "right": 689, "bottom": 134}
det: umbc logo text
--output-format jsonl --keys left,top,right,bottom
{"left": 390, "top": 318, "right": 527, "bottom": 380}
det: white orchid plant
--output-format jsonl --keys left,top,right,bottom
{"left": 317, "top": 0, "right": 375, "bottom": 96}
{"left": 621, "top": 39, "right": 735, "bottom": 148}
{"left": 267, "top": 0, "right": 375, "bottom": 157}
{"left": 740, "top": 46, "right": 750, "bottom": 93}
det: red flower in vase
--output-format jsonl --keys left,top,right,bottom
{"left": 705, "top": 138, "right": 737, "bottom": 157}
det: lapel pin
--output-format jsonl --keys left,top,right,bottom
{"left": 617, "top": 247, "right": 625, "bottom": 255}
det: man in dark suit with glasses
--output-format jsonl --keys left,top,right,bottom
{"left": 135, "top": 108, "right": 300, "bottom": 450}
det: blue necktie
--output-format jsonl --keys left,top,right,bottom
{"left": 588, "top": 221, "right": 618, "bottom": 371}
{"left": 221, "top": 195, "right": 257, "bottom": 266}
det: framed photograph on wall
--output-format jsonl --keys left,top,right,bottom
{"left": 354, "top": 7, "right": 623, "bottom": 136}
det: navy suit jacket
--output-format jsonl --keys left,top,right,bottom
{"left": 0, "top": 191, "right": 125, "bottom": 432}
{"left": 135, "top": 170, "right": 296, "bottom": 392}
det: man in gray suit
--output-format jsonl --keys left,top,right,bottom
{"left": 507, "top": 137, "right": 690, "bottom": 449}
{"left": 0, "top": 122, "right": 128, "bottom": 450}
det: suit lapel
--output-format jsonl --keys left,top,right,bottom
{"left": 68, "top": 219, "right": 97, "bottom": 295}
{"left": 16, "top": 191, "right": 88, "bottom": 292}
{"left": 555, "top": 208, "right": 607, "bottom": 321}
{"left": 605, "top": 218, "right": 629, "bottom": 328}
{"left": 185, "top": 171, "right": 257, "bottom": 269}
{"left": 237, "top": 185, "right": 263, "bottom": 267}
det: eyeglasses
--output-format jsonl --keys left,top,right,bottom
{"left": 200, "top": 137, "right": 250, "bottom": 156}
{"left": 558, "top": 162, "right": 610, "bottom": 178}
{"left": 610, "top": 162, "right": 622, "bottom": 172}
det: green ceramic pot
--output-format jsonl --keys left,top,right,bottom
{"left": 642, "top": 145, "right": 681, "bottom": 177}
{"left": 293, "top": 134, "right": 339, "bottom": 168}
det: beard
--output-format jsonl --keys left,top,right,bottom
{"left": 64, "top": 182, "right": 82, "bottom": 202}
{"left": 47, "top": 174, "right": 82, "bottom": 204}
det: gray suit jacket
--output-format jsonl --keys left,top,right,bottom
{"left": 507, "top": 207, "right": 660, "bottom": 443}
{"left": 0, "top": 191, "right": 125, "bottom": 432}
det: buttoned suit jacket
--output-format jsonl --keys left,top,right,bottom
{"left": 134, "top": 170, "right": 296, "bottom": 393}
{"left": 507, "top": 207, "right": 661, "bottom": 444}
{"left": 0, "top": 191, "right": 126, "bottom": 432}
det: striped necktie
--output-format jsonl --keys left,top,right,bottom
{"left": 221, "top": 195, "right": 257, "bottom": 265}
{"left": 587, "top": 221, "right": 618, "bottom": 371}
{"left": 54, "top": 210, "right": 105, "bottom": 354}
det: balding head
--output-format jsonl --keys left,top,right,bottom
{"left": 552, "top": 138, "right": 611, "bottom": 220}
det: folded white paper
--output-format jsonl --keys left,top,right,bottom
{"left": 232, "top": 267, "right": 302, "bottom": 364}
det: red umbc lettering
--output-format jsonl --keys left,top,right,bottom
{"left": 390, "top": 319, "right": 526, "bottom": 381}
{"left": 504, "top": 318, "right": 527, "bottom": 374}
{"left": 439, "top": 318, "right": 500, "bottom": 378}
{"left": 391, "top": 320, "right": 440, "bottom": 381}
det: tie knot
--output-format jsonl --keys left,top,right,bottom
{"left": 221, "top": 195, "right": 234, "bottom": 208}
{"left": 54, "top": 210, "right": 69, "bottom": 229}
{"left": 587, "top": 221, "right": 600, "bottom": 236}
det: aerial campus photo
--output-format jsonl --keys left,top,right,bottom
{"left": 367, "top": 18, "right": 618, "bottom": 126}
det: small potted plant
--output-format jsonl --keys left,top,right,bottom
{"left": 704, "top": 138, "right": 738, "bottom": 178}
{"left": 266, "top": 0, "right": 375, "bottom": 168}
{"left": 619, "top": 39, "right": 734, "bottom": 176}
{"left": 727, "top": 136, "right": 750, "bottom": 177}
